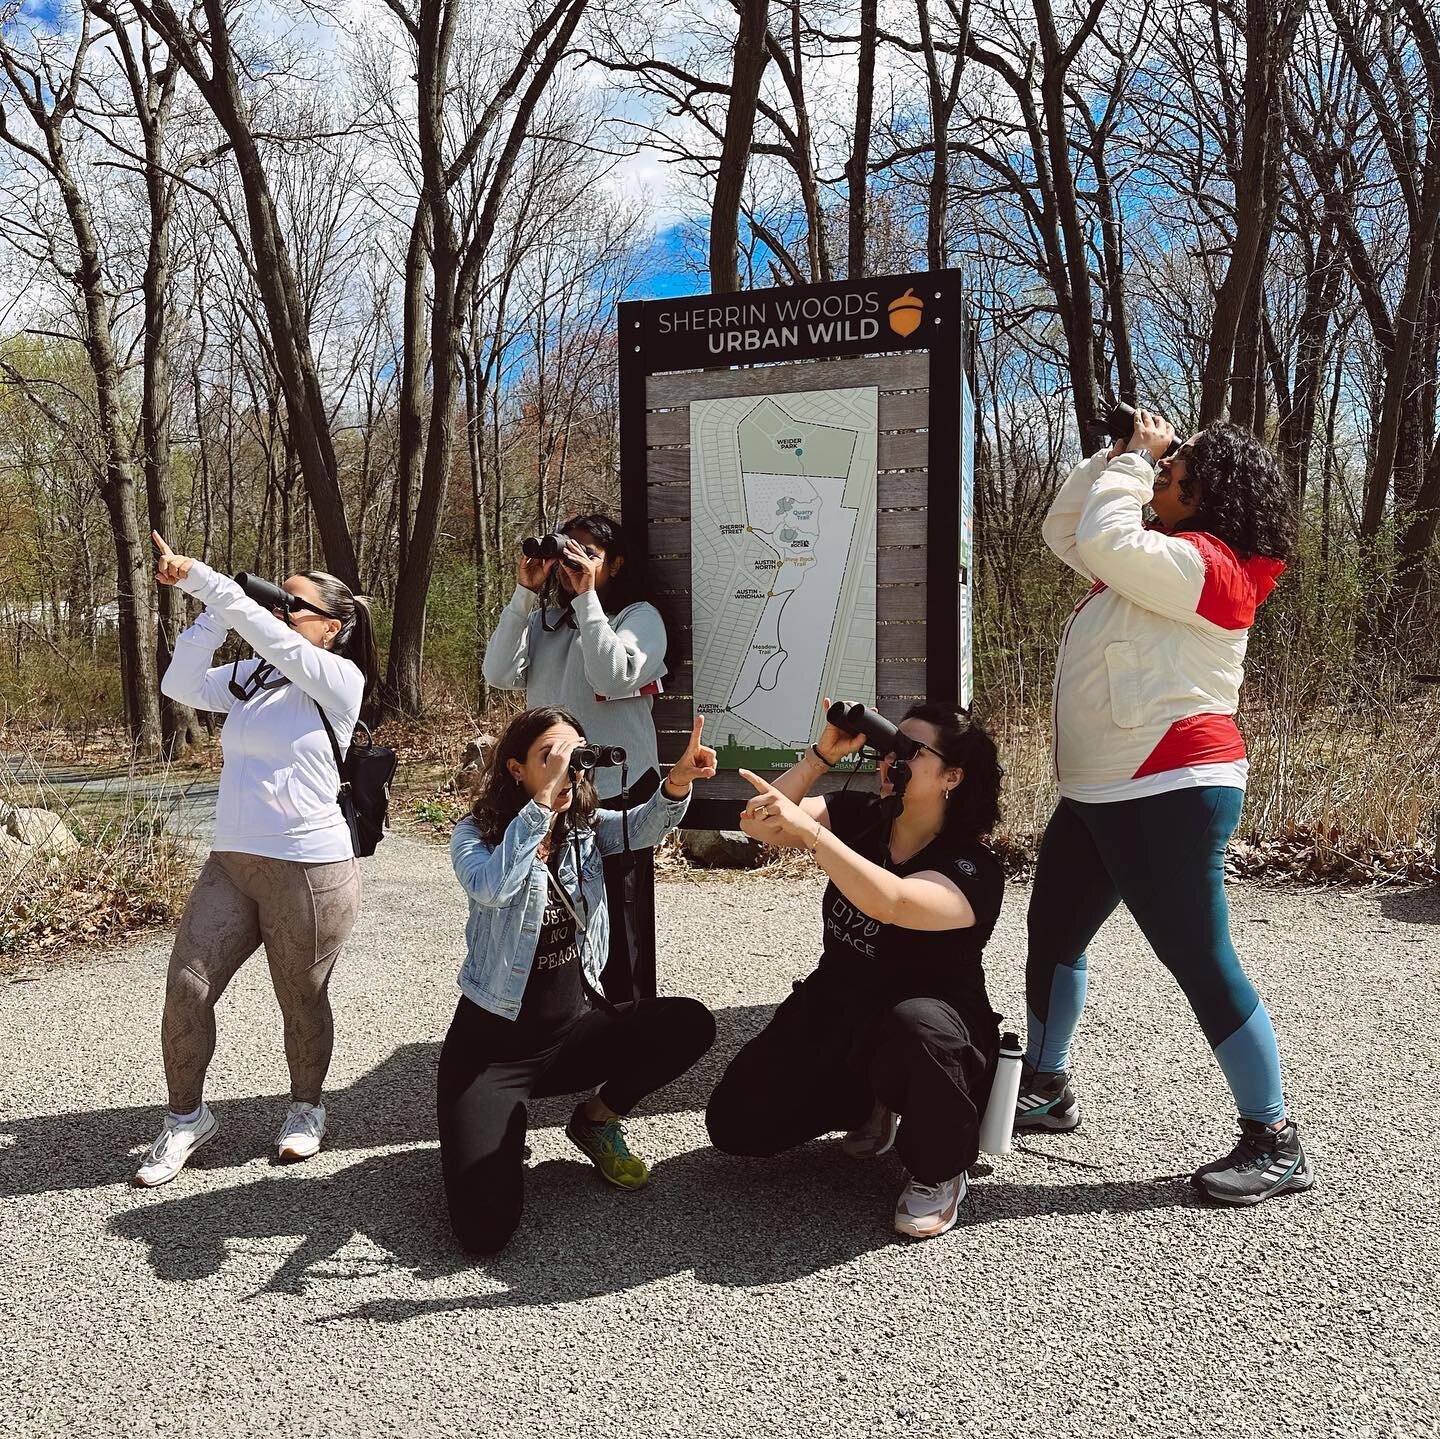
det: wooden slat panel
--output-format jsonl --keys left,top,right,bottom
{"left": 645, "top": 352, "right": 930, "bottom": 406}
{"left": 647, "top": 397, "right": 927, "bottom": 447}
{"left": 877, "top": 696, "right": 909, "bottom": 721}
{"left": 647, "top": 468, "right": 929, "bottom": 511}
{"left": 877, "top": 584, "right": 925, "bottom": 621}
{"left": 877, "top": 623, "right": 927, "bottom": 660}
{"left": 647, "top": 483, "right": 691, "bottom": 519}
{"left": 641, "top": 429, "right": 927, "bottom": 472}
{"left": 656, "top": 686, "right": 926, "bottom": 730}
{"left": 877, "top": 659, "right": 927, "bottom": 695}
{"left": 876, "top": 510, "right": 926, "bottom": 546}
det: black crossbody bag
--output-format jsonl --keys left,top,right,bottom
{"left": 314, "top": 703, "right": 398, "bottom": 858}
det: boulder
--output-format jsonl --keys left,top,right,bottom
{"left": 1, "top": 806, "right": 80, "bottom": 859}
{"left": 680, "top": 828, "right": 765, "bottom": 869}
{"left": 453, "top": 735, "right": 498, "bottom": 798}
{"left": 0, "top": 830, "right": 33, "bottom": 877}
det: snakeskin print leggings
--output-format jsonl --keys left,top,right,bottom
{"left": 161, "top": 851, "right": 362, "bottom": 1113}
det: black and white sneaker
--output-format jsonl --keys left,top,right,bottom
{"left": 1015, "top": 1066, "right": 1080, "bottom": 1132}
{"left": 1191, "top": 1119, "right": 1315, "bottom": 1206}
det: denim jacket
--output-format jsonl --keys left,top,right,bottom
{"left": 450, "top": 785, "right": 690, "bottom": 1019}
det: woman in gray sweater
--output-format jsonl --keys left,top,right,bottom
{"left": 481, "top": 513, "right": 668, "bottom": 1001}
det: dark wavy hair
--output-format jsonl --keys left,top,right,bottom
{"left": 1177, "top": 423, "right": 1295, "bottom": 561}
{"left": 469, "top": 706, "right": 598, "bottom": 845}
{"left": 903, "top": 702, "right": 1002, "bottom": 841}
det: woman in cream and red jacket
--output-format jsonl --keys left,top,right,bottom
{"left": 1018, "top": 409, "right": 1314, "bottom": 1208}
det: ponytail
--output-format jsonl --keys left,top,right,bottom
{"left": 302, "top": 570, "right": 381, "bottom": 717}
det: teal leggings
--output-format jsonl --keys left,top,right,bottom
{"left": 1024, "top": 787, "right": 1286, "bottom": 1125}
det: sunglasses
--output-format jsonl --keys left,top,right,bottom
{"left": 881, "top": 739, "right": 946, "bottom": 764}
{"left": 277, "top": 597, "right": 339, "bottom": 623}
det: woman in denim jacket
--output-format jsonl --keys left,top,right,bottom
{"left": 439, "top": 706, "right": 718, "bottom": 1253}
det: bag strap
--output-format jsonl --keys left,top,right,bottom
{"left": 543, "top": 861, "right": 590, "bottom": 936}
{"left": 312, "top": 701, "right": 351, "bottom": 797}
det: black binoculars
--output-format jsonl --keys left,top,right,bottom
{"left": 522, "top": 533, "right": 585, "bottom": 572}
{"left": 1108, "top": 402, "right": 1180, "bottom": 459}
{"left": 235, "top": 572, "right": 297, "bottom": 612}
{"left": 568, "top": 745, "right": 626, "bottom": 773}
{"left": 825, "top": 701, "right": 920, "bottom": 761}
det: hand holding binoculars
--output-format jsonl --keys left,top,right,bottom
{"left": 825, "top": 701, "right": 920, "bottom": 761}
{"left": 522, "top": 533, "right": 585, "bottom": 572}
{"left": 1108, "top": 402, "right": 1180, "bottom": 460}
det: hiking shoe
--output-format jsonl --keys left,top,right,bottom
{"left": 894, "top": 1171, "right": 968, "bottom": 1239}
{"left": 1192, "top": 1118, "right": 1315, "bottom": 1206}
{"left": 565, "top": 1104, "right": 649, "bottom": 1190}
{"left": 134, "top": 1104, "right": 219, "bottom": 1187}
{"left": 1015, "top": 1066, "right": 1080, "bottom": 1132}
{"left": 276, "top": 1101, "right": 326, "bottom": 1162}
{"left": 843, "top": 1102, "right": 899, "bottom": 1159}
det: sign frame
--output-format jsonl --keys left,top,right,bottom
{"left": 618, "top": 267, "right": 975, "bottom": 832}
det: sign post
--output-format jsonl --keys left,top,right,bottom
{"left": 618, "top": 268, "right": 975, "bottom": 831}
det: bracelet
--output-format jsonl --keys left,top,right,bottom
{"left": 810, "top": 744, "right": 835, "bottom": 768}
{"left": 807, "top": 821, "right": 823, "bottom": 853}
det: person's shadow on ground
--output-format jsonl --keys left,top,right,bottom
{"left": 0, "top": 1003, "right": 775, "bottom": 1201}
{"left": 1379, "top": 887, "right": 1440, "bottom": 925}
{"left": 108, "top": 1133, "right": 1203, "bottom": 1317}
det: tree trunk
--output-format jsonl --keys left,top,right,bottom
{"left": 710, "top": 0, "right": 770, "bottom": 293}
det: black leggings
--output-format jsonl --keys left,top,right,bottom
{"left": 436, "top": 994, "right": 715, "bottom": 1254}
{"left": 706, "top": 975, "right": 997, "bottom": 1184}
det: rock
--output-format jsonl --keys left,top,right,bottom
{"left": 0, "top": 830, "right": 33, "bottom": 876}
{"left": 680, "top": 828, "right": 764, "bottom": 868}
{"left": 1, "top": 806, "right": 80, "bottom": 858}
{"left": 453, "top": 735, "right": 498, "bottom": 798}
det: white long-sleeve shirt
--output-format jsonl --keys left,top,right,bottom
{"left": 481, "top": 586, "right": 667, "bottom": 799}
{"left": 162, "top": 561, "right": 363, "bottom": 861}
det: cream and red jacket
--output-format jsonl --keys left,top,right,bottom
{"left": 1043, "top": 448, "right": 1284, "bottom": 798}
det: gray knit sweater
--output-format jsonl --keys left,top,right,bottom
{"left": 481, "top": 585, "right": 668, "bottom": 800}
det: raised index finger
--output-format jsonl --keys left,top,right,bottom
{"left": 151, "top": 530, "right": 173, "bottom": 556}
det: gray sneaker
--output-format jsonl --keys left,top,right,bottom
{"left": 843, "top": 1102, "right": 899, "bottom": 1159}
{"left": 1015, "top": 1066, "right": 1080, "bottom": 1132}
{"left": 1192, "top": 1119, "right": 1315, "bottom": 1206}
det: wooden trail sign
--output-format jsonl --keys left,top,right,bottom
{"left": 618, "top": 268, "right": 976, "bottom": 832}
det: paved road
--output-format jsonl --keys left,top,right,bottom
{"left": 1, "top": 834, "right": 1437, "bottom": 1438}
{"left": 0, "top": 752, "right": 218, "bottom": 843}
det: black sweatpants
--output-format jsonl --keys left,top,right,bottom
{"left": 601, "top": 846, "right": 657, "bottom": 1003}
{"left": 705, "top": 974, "right": 997, "bottom": 1184}
{"left": 437, "top": 994, "right": 715, "bottom": 1254}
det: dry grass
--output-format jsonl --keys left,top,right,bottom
{"left": 0, "top": 735, "right": 198, "bottom": 972}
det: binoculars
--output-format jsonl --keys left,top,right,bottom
{"left": 1108, "top": 402, "right": 1181, "bottom": 459}
{"left": 522, "top": 533, "right": 585, "bottom": 572}
{"left": 825, "top": 701, "right": 920, "bottom": 761}
{"left": 235, "top": 572, "right": 297, "bottom": 613}
{"left": 569, "top": 744, "right": 626, "bottom": 773}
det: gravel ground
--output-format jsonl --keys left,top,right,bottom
{"left": 2, "top": 833, "right": 1438, "bottom": 1439}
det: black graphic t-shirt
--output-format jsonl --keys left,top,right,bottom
{"left": 515, "top": 850, "right": 587, "bottom": 1036}
{"left": 816, "top": 791, "right": 1004, "bottom": 1022}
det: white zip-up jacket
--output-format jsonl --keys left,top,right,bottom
{"left": 162, "top": 561, "right": 363, "bottom": 861}
{"left": 1044, "top": 448, "right": 1284, "bottom": 799}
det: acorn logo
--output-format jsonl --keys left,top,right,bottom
{"left": 888, "top": 288, "right": 924, "bottom": 337}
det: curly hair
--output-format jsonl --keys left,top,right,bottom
{"left": 902, "top": 702, "right": 1003, "bottom": 841}
{"left": 470, "top": 706, "right": 598, "bottom": 845}
{"left": 1178, "top": 422, "right": 1296, "bottom": 561}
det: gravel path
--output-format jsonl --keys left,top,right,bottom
{"left": 2, "top": 833, "right": 1437, "bottom": 1438}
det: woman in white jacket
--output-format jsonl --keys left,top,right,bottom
{"left": 133, "top": 535, "right": 379, "bottom": 1187}
{"left": 482, "top": 513, "right": 668, "bottom": 1002}
{"left": 1019, "top": 411, "right": 1314, "bottom": 1208}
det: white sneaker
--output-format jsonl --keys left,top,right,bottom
{"left": 893, "top": 1170, "right": 968, "bottom": 1239}
{"left": 843, "top": 1102, "right": 899, "bottom": 1159}
{"left": 276, "top": 1101, "right": 326, "bottom": 1161}
{"left": 134, "top": 1105, "right": 219, "bottom": 1187}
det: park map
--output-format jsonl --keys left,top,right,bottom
{"left": 690, "top": 387, "right": 878, "bottom": 769}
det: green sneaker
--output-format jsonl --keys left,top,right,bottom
{"left": 565, "top": 1104, "right": 650, "bottom": 1190}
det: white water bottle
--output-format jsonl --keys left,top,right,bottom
{"left": 978, "top": 1032, "right": 1025, "bottom": 1156}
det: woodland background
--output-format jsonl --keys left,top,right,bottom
{"left": 2, "top": 0, "right": 1439, "bottom": 893}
